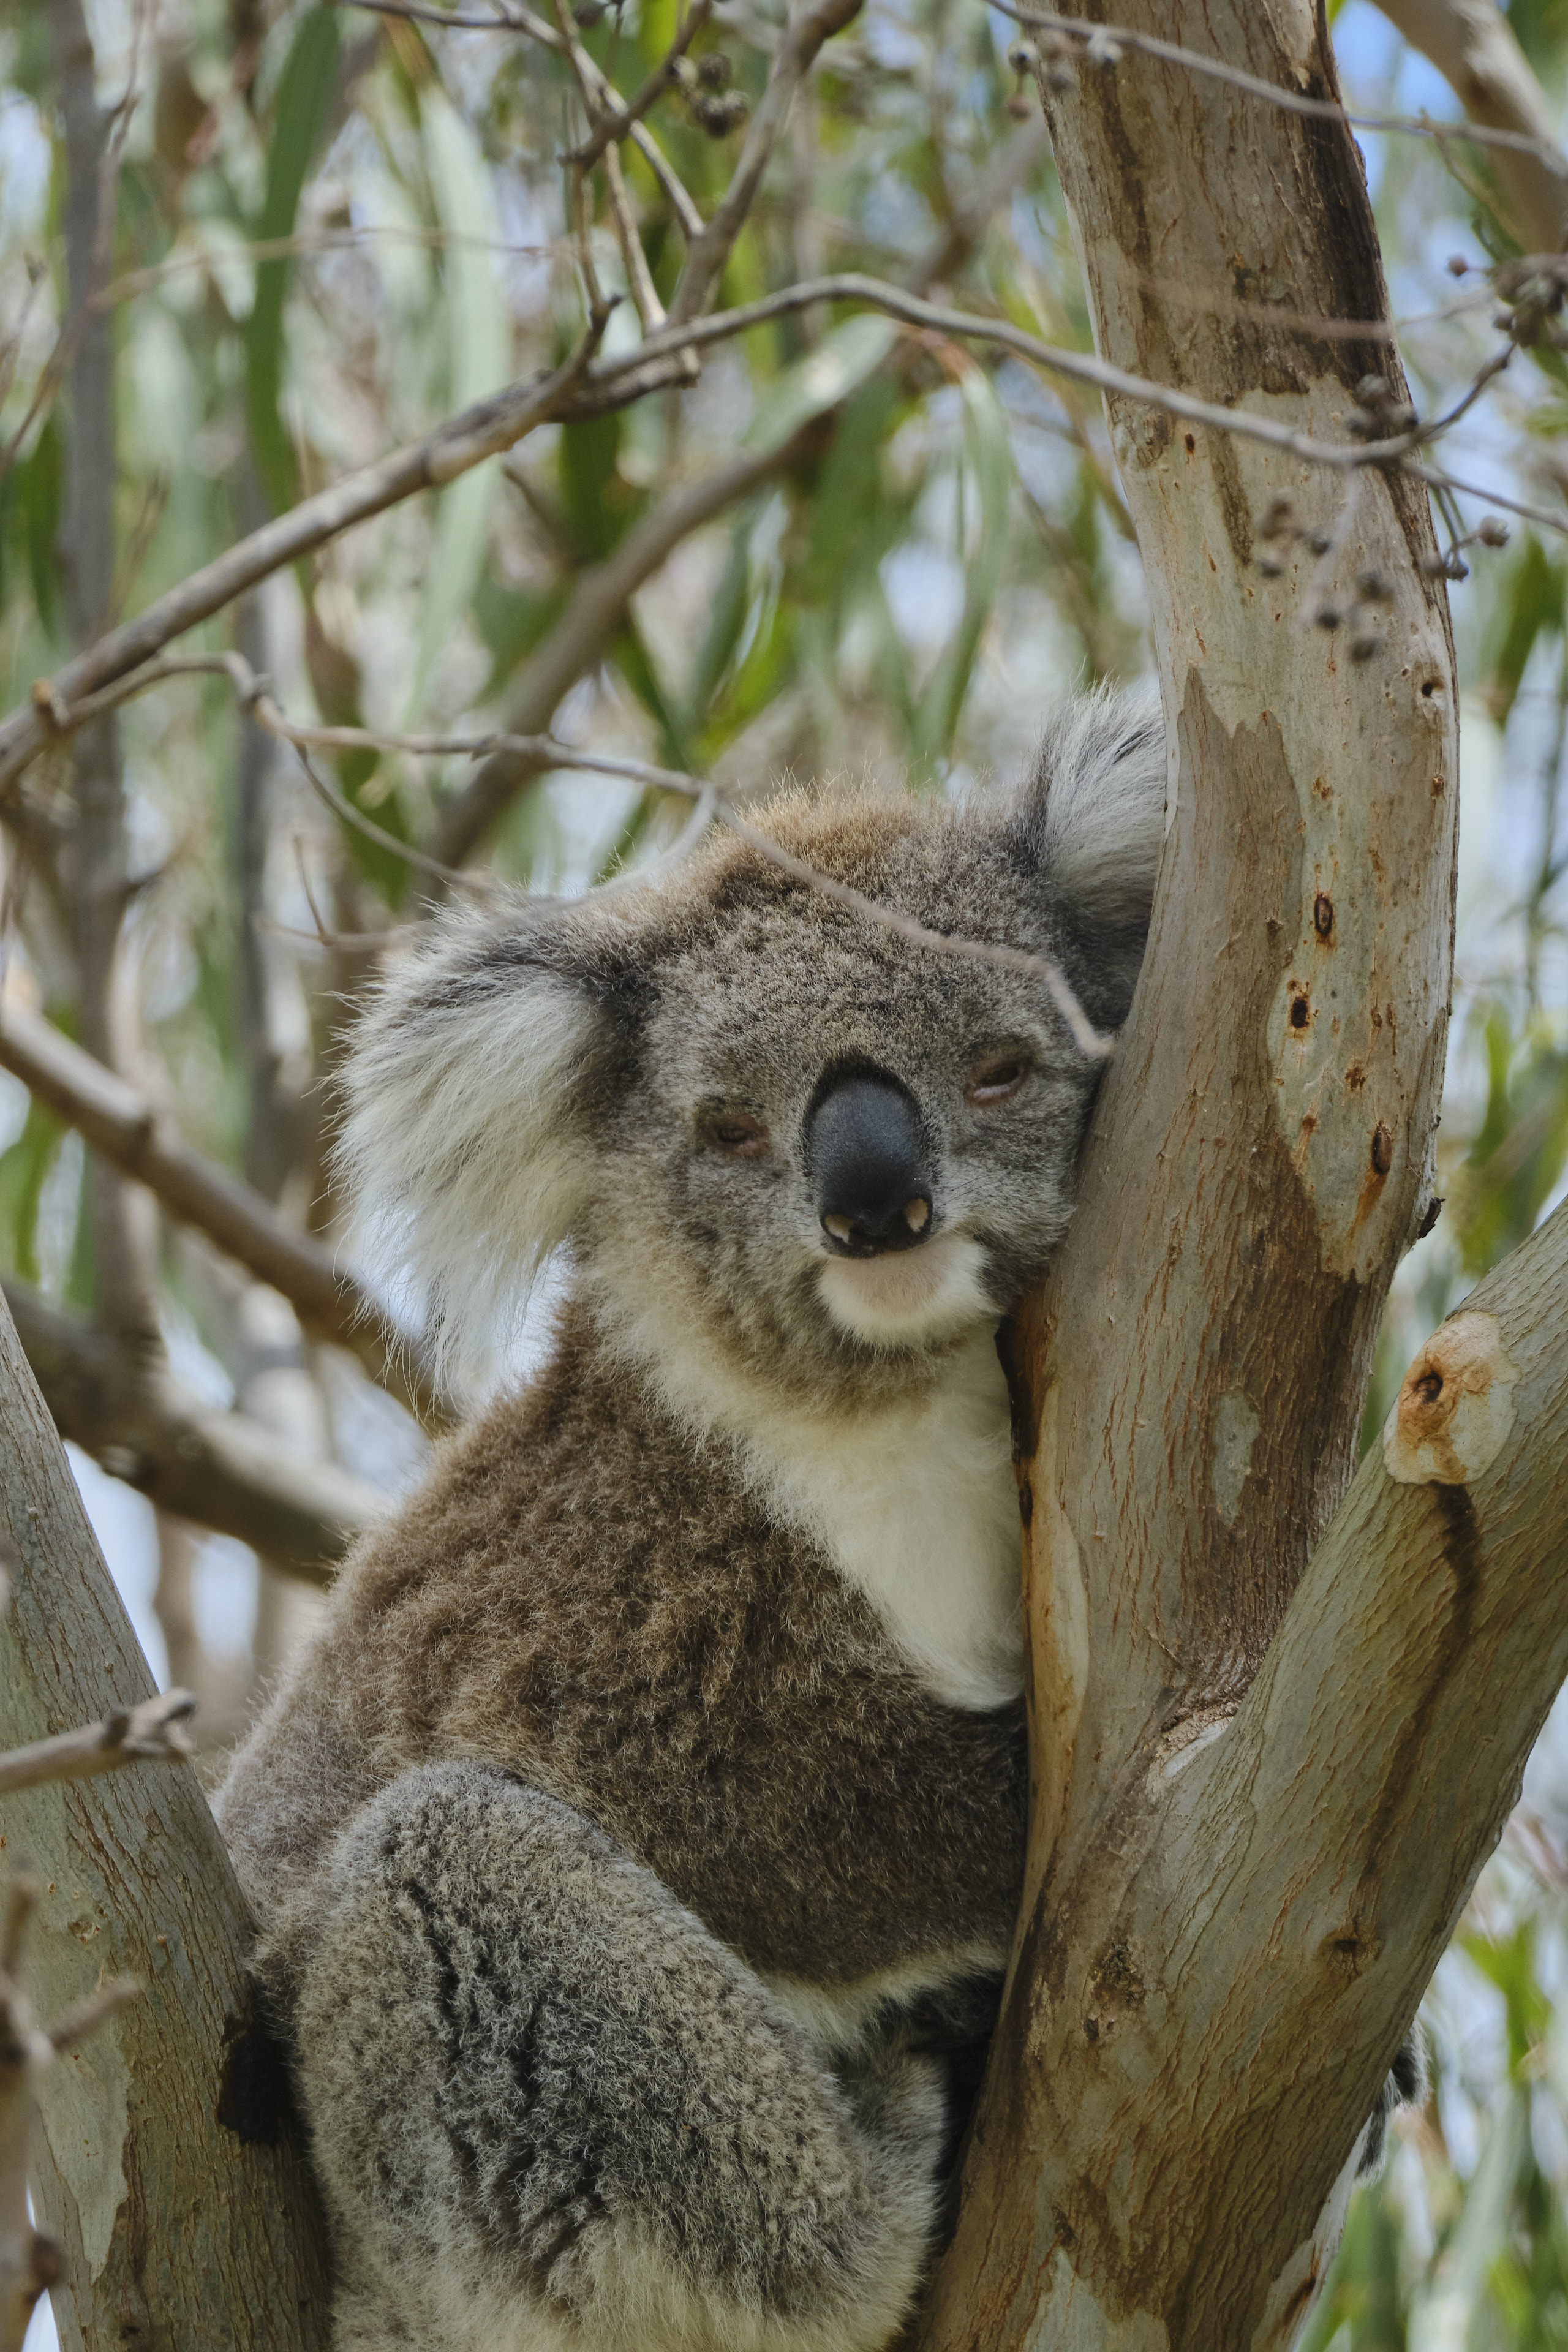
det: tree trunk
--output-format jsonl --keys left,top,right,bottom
{"left": 0, "top": 1291, "right": 329, "bottom": 2351}
{"left": 914, "top": 5, "right": 1482, "bottom": 2345}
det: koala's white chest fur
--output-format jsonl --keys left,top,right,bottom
{"left": 741, "top": 1330, "right": 1024, "bottom": 1711}
{"left": 618, "top": 1303, "right": 1025, "bottom": 1711}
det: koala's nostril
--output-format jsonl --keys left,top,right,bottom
{"left": 807, "top": 1073, "right": 933, "bottom": 1257}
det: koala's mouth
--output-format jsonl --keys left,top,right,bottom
{"left": 816, "top": 1230, "right": 995, "bottom": 1349}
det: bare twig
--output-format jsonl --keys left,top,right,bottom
{"left": 44, "top": 1978, "right": 141, "bottom": 2053}
{"left": 31, "top": 656, "right": 1115, "bottom": 1054}
{"left": 0, "top": 321, "right": 609, "bottom": 794}
{"left": 0, "top": 997, "right": 447, "bottom": 1426}
{"left": 562, "top": 0, "right": 713, "bottom": 172}
{"left": 997, "top": 0, "right": 1568, "bottom": 172}
{"left": 0, "top": 273, "right": 1495, "bottom": 801}
{"left": 0, "top": 1689, "right": 196, "bottom": 1798}
{"left": 669, "top": 0, "right": 867, "bottom": 325}
{"left": 4, "top": 1280, "right": 382, "bottom": 1583}
{"left": 1412, "top": 461, "right": 1568, "bottom": 538}
{"left": 603, "top": 141, "right": 668, "bottom": 331}
{"left": 341, "top": 0, "right": 706, "bottom": 235}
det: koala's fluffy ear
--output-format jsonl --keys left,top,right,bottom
{"left": 1005, "top": 685, "right": 1169, "bottom": 1034}
{"left": 335, "top": 895, "right": 625, "bottom": 1387}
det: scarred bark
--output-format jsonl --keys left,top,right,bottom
{"left": 914, "top": 6, "right": 1481, "bottom": 2346}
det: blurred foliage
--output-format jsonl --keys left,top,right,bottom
{"left": 1, "top": 0, "right": 1567, "bottom": 2339}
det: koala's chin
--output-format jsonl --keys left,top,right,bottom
{"left": 816, "top": 1230, "right": 998, "bottom": 1349}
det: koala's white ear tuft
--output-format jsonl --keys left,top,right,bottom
{"left": 1007, "top": 684, "right": 1169, "bottom": 1031}
{"left": 334, "top": 898, "right": 613, "bottom": 1390}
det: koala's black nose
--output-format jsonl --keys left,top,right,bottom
{"left": 806, "top": 1074, "right": 933, "bottom": 1257}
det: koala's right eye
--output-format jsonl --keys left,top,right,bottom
{"left": 706, "top": 1112, "right": 770, "bottom": 1159}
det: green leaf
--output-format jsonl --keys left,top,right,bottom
{"left": 1483, "top": 537, "right": 1565, "bottom": 725}
{"left": 0, "top": 1098, "right": 64, "bottom": 1285}
{"left": 914, "top": 358, "right": 1012, "bottom": 766}
{"left": 559, "top": 412, "right": 644, "bottom": 559}
{"left": 402, "top": 84, "right": 511, "bottom": 722}
{"left": 744, "top": 315, "right": 900, "bottom": 459}
{"left": 21, "top": 417, "right": 62, "bottom": 635}
{"left": 246, "top": 7, "right": 342, "bottom": 518}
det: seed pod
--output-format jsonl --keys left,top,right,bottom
{"left": 1316, "top": 604, "right": 1341, "bottom": 631}
{"left": 1349, "top": 631, "right": 1380, "bottom": 662}
{"left": 1477, "top": 517, "right": 1509, "bottom": 547}
{"left": 696, "top": 50, "right": 732, "bottom": 85}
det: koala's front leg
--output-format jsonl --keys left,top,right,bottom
{"left": 294, "top": 1762, "right": 943, "bottom": 2352}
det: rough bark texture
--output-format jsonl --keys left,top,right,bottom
{"left": 0, "top": 1289, "right": 330, "bottom": 2351}
{"left": 914, "top": 7, "right": 1466, "bottom": 2346}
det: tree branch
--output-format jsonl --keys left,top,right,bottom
{"left": 0, "top": 1001, "right": 446, "bottom": 1427}
{"left": 914, "top": 1, "right": 1464, "bottom": 2342}
{"left": 0, "top": 1287, "right": 331, "bottom": 2348}
{"left": 1371, "top": 0, "right": 1568, "bottom": 252}
{"left": 0, "top": 1691, "right": 195, "bottom": 1798}
{"left": 431, "top": 431, "right": 810, "bottom": 866}
{"left": 0, "top": 268, "right": 1503, "bottom": 805}
{"left": 4, "top": 1281, "right": 381, "bottom": 1584}
{"left": 668, "top": 0, "right": 867, "bottom": 325}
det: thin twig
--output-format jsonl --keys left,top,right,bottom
{"left": 0, "top": 1689, "right": 196, "bottom": 1798}
{"left": 339, "top": 0, "right": 706, "bottom": 234}
{"left": 45, "top": 1978, "right": 141, "bottom": 2052}
{"left": 0, "top": 990, "right": 447, "bottom": 1423}
{"left": 563, "top": 0, "right": 712, "bottom": 171}
{"left": 32, "top": 655, "right": 1114, "bottom": 1054}
{"left": 95, "top": 224, "right": 567, "bottom": 312}
{"left": 669, "top": 0, "right": 866, "bottom": 326}
{"left": 1412, "top": 462, "right": 1568, "bottom": 539}
{"left": 0, "top": 271, "right": 1502, "bottom": 799}
{"left": 996, "top": 0, "right": 1568, "bottom": 170}
{"left": 292, "top": 742, "right": 489, "bottom": 892}
{"left": 603, "top": 141, "right": 668, "bottom": 332}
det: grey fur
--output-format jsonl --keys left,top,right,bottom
{"left": 218, "top": 690, "right": 1415, "bottom": 2352}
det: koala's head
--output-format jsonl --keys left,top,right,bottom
{"left": 339, "top": 691, "right": 1166, "bottom": 1412}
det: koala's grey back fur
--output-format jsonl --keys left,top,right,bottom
{"left": 219, "top": 692, "right": 1188, "bottom": 2351}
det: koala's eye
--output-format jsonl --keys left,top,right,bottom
{"left": 707, "top": 1112, "right": 769, "bottom": 1159}
{"left": 965, "top": 1055, "right": 1031, "bottom": 1107}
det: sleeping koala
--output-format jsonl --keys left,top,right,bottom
{"left": 216, "top": 690, "right": 1403, "bottom": 2352}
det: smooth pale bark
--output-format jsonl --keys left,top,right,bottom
{"left": 0, "top": 1287, "right": 330, "bottom": 2351}
{"left": 916, "top": 7, "right": 1468, "bottom": 2347}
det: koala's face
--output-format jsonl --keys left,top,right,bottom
{"left": 338, "top": 693, "right": 1166, "bottom": 1403}
{"left": 582, "top": 809, "right": 1099, "bottom": 1399}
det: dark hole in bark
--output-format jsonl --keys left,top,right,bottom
{"left": 1414, "top": 1370, "right": 1443, "bottom": 1404}
{"left": 1289, "top": 997, "right": 1310, "bottom": 1029}
{"left": 1313, "top": 893, "right": 1333, "bottom": 938}
{"left": 1371, "top": 1123, "right": 1393, "bottom": 1175}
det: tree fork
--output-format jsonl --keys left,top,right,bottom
{"left": 916, "top": 6, "right": 1466, "bottom": 2346}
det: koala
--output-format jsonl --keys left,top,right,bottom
{"left": 216, "top": 688, "right": 1408, "bottom": 2352}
